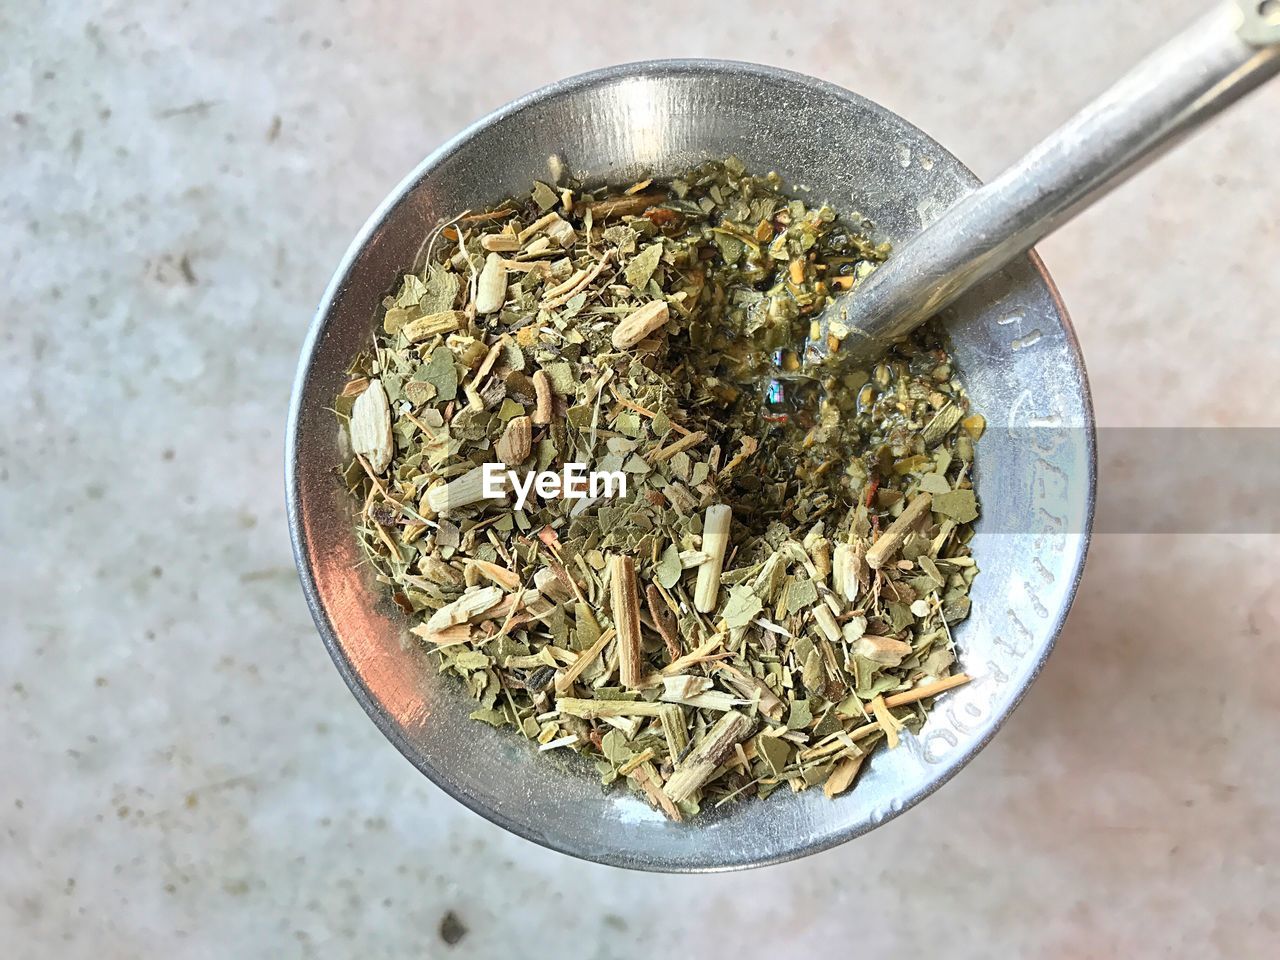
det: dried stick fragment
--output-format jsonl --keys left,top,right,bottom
{"left": 865, "top": 493, "right": 933, "bottom": 569}
{"left": 812, "top": 605, "right": 842, "bottom": 644}
{"left": 694, "top": 504, "right": 732, "bottom": 613}
{"left": 612, "top": 300, "right": 670, "bottom": 349}
{"left": 495, "top": 415, "right": 532, "bottom": 465}
{"left": 823, "top": 752, "right": 868, "bottom": 799}
{"left": 537, "top": 734, "right": 580, "bottom": 752}
{"left": 426, "top": 464, "right": 498, "bottom": 513}
{"left": 470, "top": 337, "right": 504, "bottom": 386}
{"left": 798, "top": 720, "right": 884, "bottom": 761}
{"left": 832, "top": 543, "right": 848, "bottom": 594}
{"left": 339, "top": 377, "right": 370, "bottom": 398}
{"left": 716, "top": 664, "right": 785, "bottom": 721}
{"left": 720, "top": 435, "right": 759, "bottom": 476}
{"left": 809, "top": 536, "right": 832, "bottom": 579}
{"left": 475, "top": 253, "right": 509, "bottom": 314}
{"left": 545, "top": 217, "right": 576, "bottom": 248}
{"left": 610, "top": 556, "right": 644, "bottom": 688}
{"left": 532, "top": 370, "right": 554, "bottom": 425}
{"left": 553, "top": 627, "right": 615, "bottom": 694}
{"left": 519, "top": 236, "right": 553, "bottom": 259}
{"left": 659, "top": 704, "right": 689, "bottom": 759}
{"left": 831, "top": 543, "right": 852, "bottom": 600}
{"left": 854, "top": 634, "right": 913, "bottom": 666}
{"left": 541, "top": 268, "right": 588, "bottom": 302}
{"left": 408, "top": 622, "right": 472, "bottom": 646}
{"left": 588, "top": 190, "right": 667, "bottom": 220}
{"left": 517, "top": 212, "right": 561, "bottom": 243}
{"left": 556, "top": 697, "right": 665, "bottom": 719}
{"left": 424, "top": 585, "right": 505, "bottom": 631}
{"left": 466, "top": 559, "right": 522, "bottom": 591}
{"left": 850, "top": 542, "right": 869, "bottom": 591}
{"left": 631, "top": 761, "right": 683, "bottom": 821}
{"left": 869, "top": 694, "right": 905, "bottom": 750}
{"left": 645, "top": 583, "right": 681, "bottom": 662}
{"left": 349, "top": 379, "right": 394, "bottom": 474}
{"left": 660, "top": 636, "right": 726, "bottom": 675}
{"left": 649, "top": 429, "right": 707, "bottom": 463}
{"left": 458, "top": 208, "right": 515, "bottom": 224}
{"left": 881, "top": 673, "right": 971, "bottom": 709}
{"left": 541, "top": 251, "right": 612, "bottom": 309}
{"left": 663, "top": 710, "right": 754, "bottom": 803}
{"left": 402, "top": 310, "right": 466, "bottom": 343}
{"left": 617, "top": 748, "right": 657, "bottom": 776}
{"left": 518, "top": 211, "right": 576, "bottom": 248}
{"left": 609, "top": 386, "right": 693, "bottom": 436}
{"left": 661, "top": 674, "right": 711, "bottom": 700}
{"left": 480, "top": 234, "right": 520, "bottom": 253}
{"left": 532, "top": 566, "right": 566, "bottom": 601}
{"left": 497, "top": 258, "right": 551, "bottom": 276}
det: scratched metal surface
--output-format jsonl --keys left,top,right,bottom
{"left": 287, "top": 60, "right": 1095, "bottom": 871}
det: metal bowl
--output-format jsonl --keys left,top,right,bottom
{"left": 286, "top": 60, "right": 1096, "bottom": 872}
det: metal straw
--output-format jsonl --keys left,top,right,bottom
{"left": 833, "top": 1, "right": 1280, "bottom": 362}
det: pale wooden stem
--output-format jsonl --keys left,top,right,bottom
{"left": 557, "top": 697, "right": 666, "bottom": 719}
{"left": 663, "top": 710, "right": 754, "bottom": 803}
{"left": 659, "top": 704, "right": 689, "bottom": 759}
{"left": 474, "top": 252, "right": 508, "bottom": 314}
{"left": 694, "top": 504, "right": 732, "bottom": 613}
{"left": 610, "top": 556, "right": 644, "bottom": 688}
{"left": 612, "top": 300, "right": 671, "bottom": 349}
{"left": 881, "top": 672, "right": 971, "bottom": 708}
{"left": 649, "top": 429, "right": 707, "bottom": 463}
{"left": 865, "top": 493, "right": 933, "bottom": 569}
{"left": 553, "top": 627, "right": 616, "bottom": 694}
{"left": 812, "top": 605, "right": 842, "bottom": 644}
{"left": 532, "top": 370, "right": 554, "bottom": 425}
{"left": 716, "top": 664, "right": 786, "bottom": 722}
{"left": 823, "top": 752, "right": 868, "bottom": 799}
{"left": 426, "top": 464, "right": 496, "bottom": 513}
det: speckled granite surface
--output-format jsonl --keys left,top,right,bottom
{"left": 4, "top": 1, "right": 1278, "bottom": 957}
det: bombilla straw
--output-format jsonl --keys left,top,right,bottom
{"left": 831, "top": 0, "right": 1280, "bottom": 363}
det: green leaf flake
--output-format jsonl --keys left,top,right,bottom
{"left": 416, "top": 346, "right": 457, "bottom": 403}
{"left": 531, "top": 180, "right": 559, "bottom": 211}
{"left": 453, "top": 651, "right": 490, "bottom": 671}
{"left": 420, "top": 262, "right": 460, "bottom": 316}
{"left": 757, "top": 735, "right": 791, "bottom": 776}
{"left": 469, "top": 707, "right": 508, "bottom": 727}
{"left": 918, "top": 472, "right": 951, "bottom": 495}
{"left": 600, "top": 729, "right": 633, "bottom": 764}
{"left": 625, "top": 243, "right": 663, "bottom": 289}
{"left": 932, "top": 489, "right": 978, "bottom": 522}
{"left": 543, "top": 361, "right": 575, "bottom": 395}
{"left": 712, "top": 230, "right": 743, "bottom": 264}
{"left": 561, "top": 291, "right": 588, "bottom": 318}
{"left": 784, "top": 577, "right": 818, "bottom": 615}
{"left": 888, "top": 601, "right": 915, "bottom": 634}
{"left": 786, "top": 698, "right": 812, "bottom": 731}
{"left": 722, "top": 584, "right": 763, "bottom": 629}
{"left": 383, "top": 304, "right": 421, "bottom": 335}
{"left": 655, "top": 544, "right": 682, "bottom": 588}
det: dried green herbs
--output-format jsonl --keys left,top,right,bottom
{"left": 335, "top": 158, "right": 981, "bottom": 819}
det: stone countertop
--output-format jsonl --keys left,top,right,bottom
{"left": 3, "top": 1, "right": 1277, "bottom": 956}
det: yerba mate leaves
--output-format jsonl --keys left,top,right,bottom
{"left": 335, "top": 159, "right": 981, "bottom": 818}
